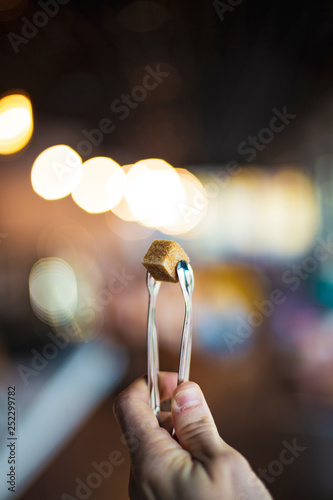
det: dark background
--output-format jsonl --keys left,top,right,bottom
{"left": 1, "top": 1, "right": 333, "bottom": 500}
{"left": 1, "top": 0, "right": 333, "bottom": 166}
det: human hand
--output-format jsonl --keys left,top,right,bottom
{"left": 114, "top": 372, "right": 272, "bottom": 500}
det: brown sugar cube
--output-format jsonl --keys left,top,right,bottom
{"left": 142, "top": 240, "right": 190, "bottom": 283}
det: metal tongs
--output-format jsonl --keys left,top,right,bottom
{"left": 146, "top": 260, "right": 194, "bottom": 416}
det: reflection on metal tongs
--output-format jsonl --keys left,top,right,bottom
{"left": 146, "top": 272, "right": 161, "bottom": 416}
{"left": 146, "top": 260, "right": 194, "bottom": 417}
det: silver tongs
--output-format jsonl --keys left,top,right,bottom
{"left": 146, "top": 260, "right": 194, "bottom": 416}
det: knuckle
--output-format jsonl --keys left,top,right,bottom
{"left": 215, "top": 449, "right": 251, "bottom": 476}
{"left": 181, "top": 415, "right": 214, "bottom": 441}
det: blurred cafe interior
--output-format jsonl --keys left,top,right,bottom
{"left": 1, "top": 1, "right": 333, "bottom": 499}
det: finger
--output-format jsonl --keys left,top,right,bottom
{"left": 113, "top": 375, "right": 181, "bottom": 464}
{"left": 158, "top": 372, "right": 177, "bottom": 431}
{"left": 158, "top": 371, "right": 178, "bottom": 402}
{"left": 172, "top": 381, "right": 226, "bottom": 465}
{"left": 158, "top": 372, "right": 178, "bottom": 434}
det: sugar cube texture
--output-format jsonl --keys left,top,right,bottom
{"left": 142, "top": 240, "right": 190, "bottom": 283}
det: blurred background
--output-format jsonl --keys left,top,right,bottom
{"left": 1, "top": 1, "right": 333, "bottom": 499}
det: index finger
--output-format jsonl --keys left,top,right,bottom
{"left": 113, "top": 373, "right": 181, "bottom": 464}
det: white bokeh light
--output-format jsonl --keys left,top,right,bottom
{"left": 72, "top": 157, "right": 126, "bottom": 213}
{"left": 125, "top": 158, "right": 186, "bottom": 227}
{"left": 29, "top": 258, "right": 78, "bottom": 327}
{"left": 31, "top": 145, "right": 83, "bottom": 200}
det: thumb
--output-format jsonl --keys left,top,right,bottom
{"left": 171, "top": 382, "right": 225, "bottom": 464}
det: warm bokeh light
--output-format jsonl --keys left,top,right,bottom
{"left": 160, "top": 168, "right": 208, "bottom": 235}
{"left": 125, "top": 158, "right": 186, "bottom": 227}
{"left": 29, "top": 258, "right": 78, "bottom": 327}
{"left": 72, "top": 157, "right": 126, "bottom": 213}
{"left": 0, "top": 93, "right": 33, "bottom": 154}
{"left": 197, "top": 167, "right": 319, "bottom": 256}
{"left": 112, "top": 160, "right": 207, "bottom": 235}
{"left": 111, "top": 195, "right": 137, "bottom": 222}
{"left": 110, "top": 164, "right": 136, "bottom": 221}
{"left": 257, "top": 169, "right": 319, "bottom": 255}
{"left": 31, "top": 145, "right": 83, "bottom": 200}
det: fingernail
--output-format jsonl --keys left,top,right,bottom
{"left": 174, "top": 386, "right": 202, "bottom": 410}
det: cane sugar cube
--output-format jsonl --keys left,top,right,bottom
{"left": 142, "top": 240, "right": 190, "bottom": 283}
